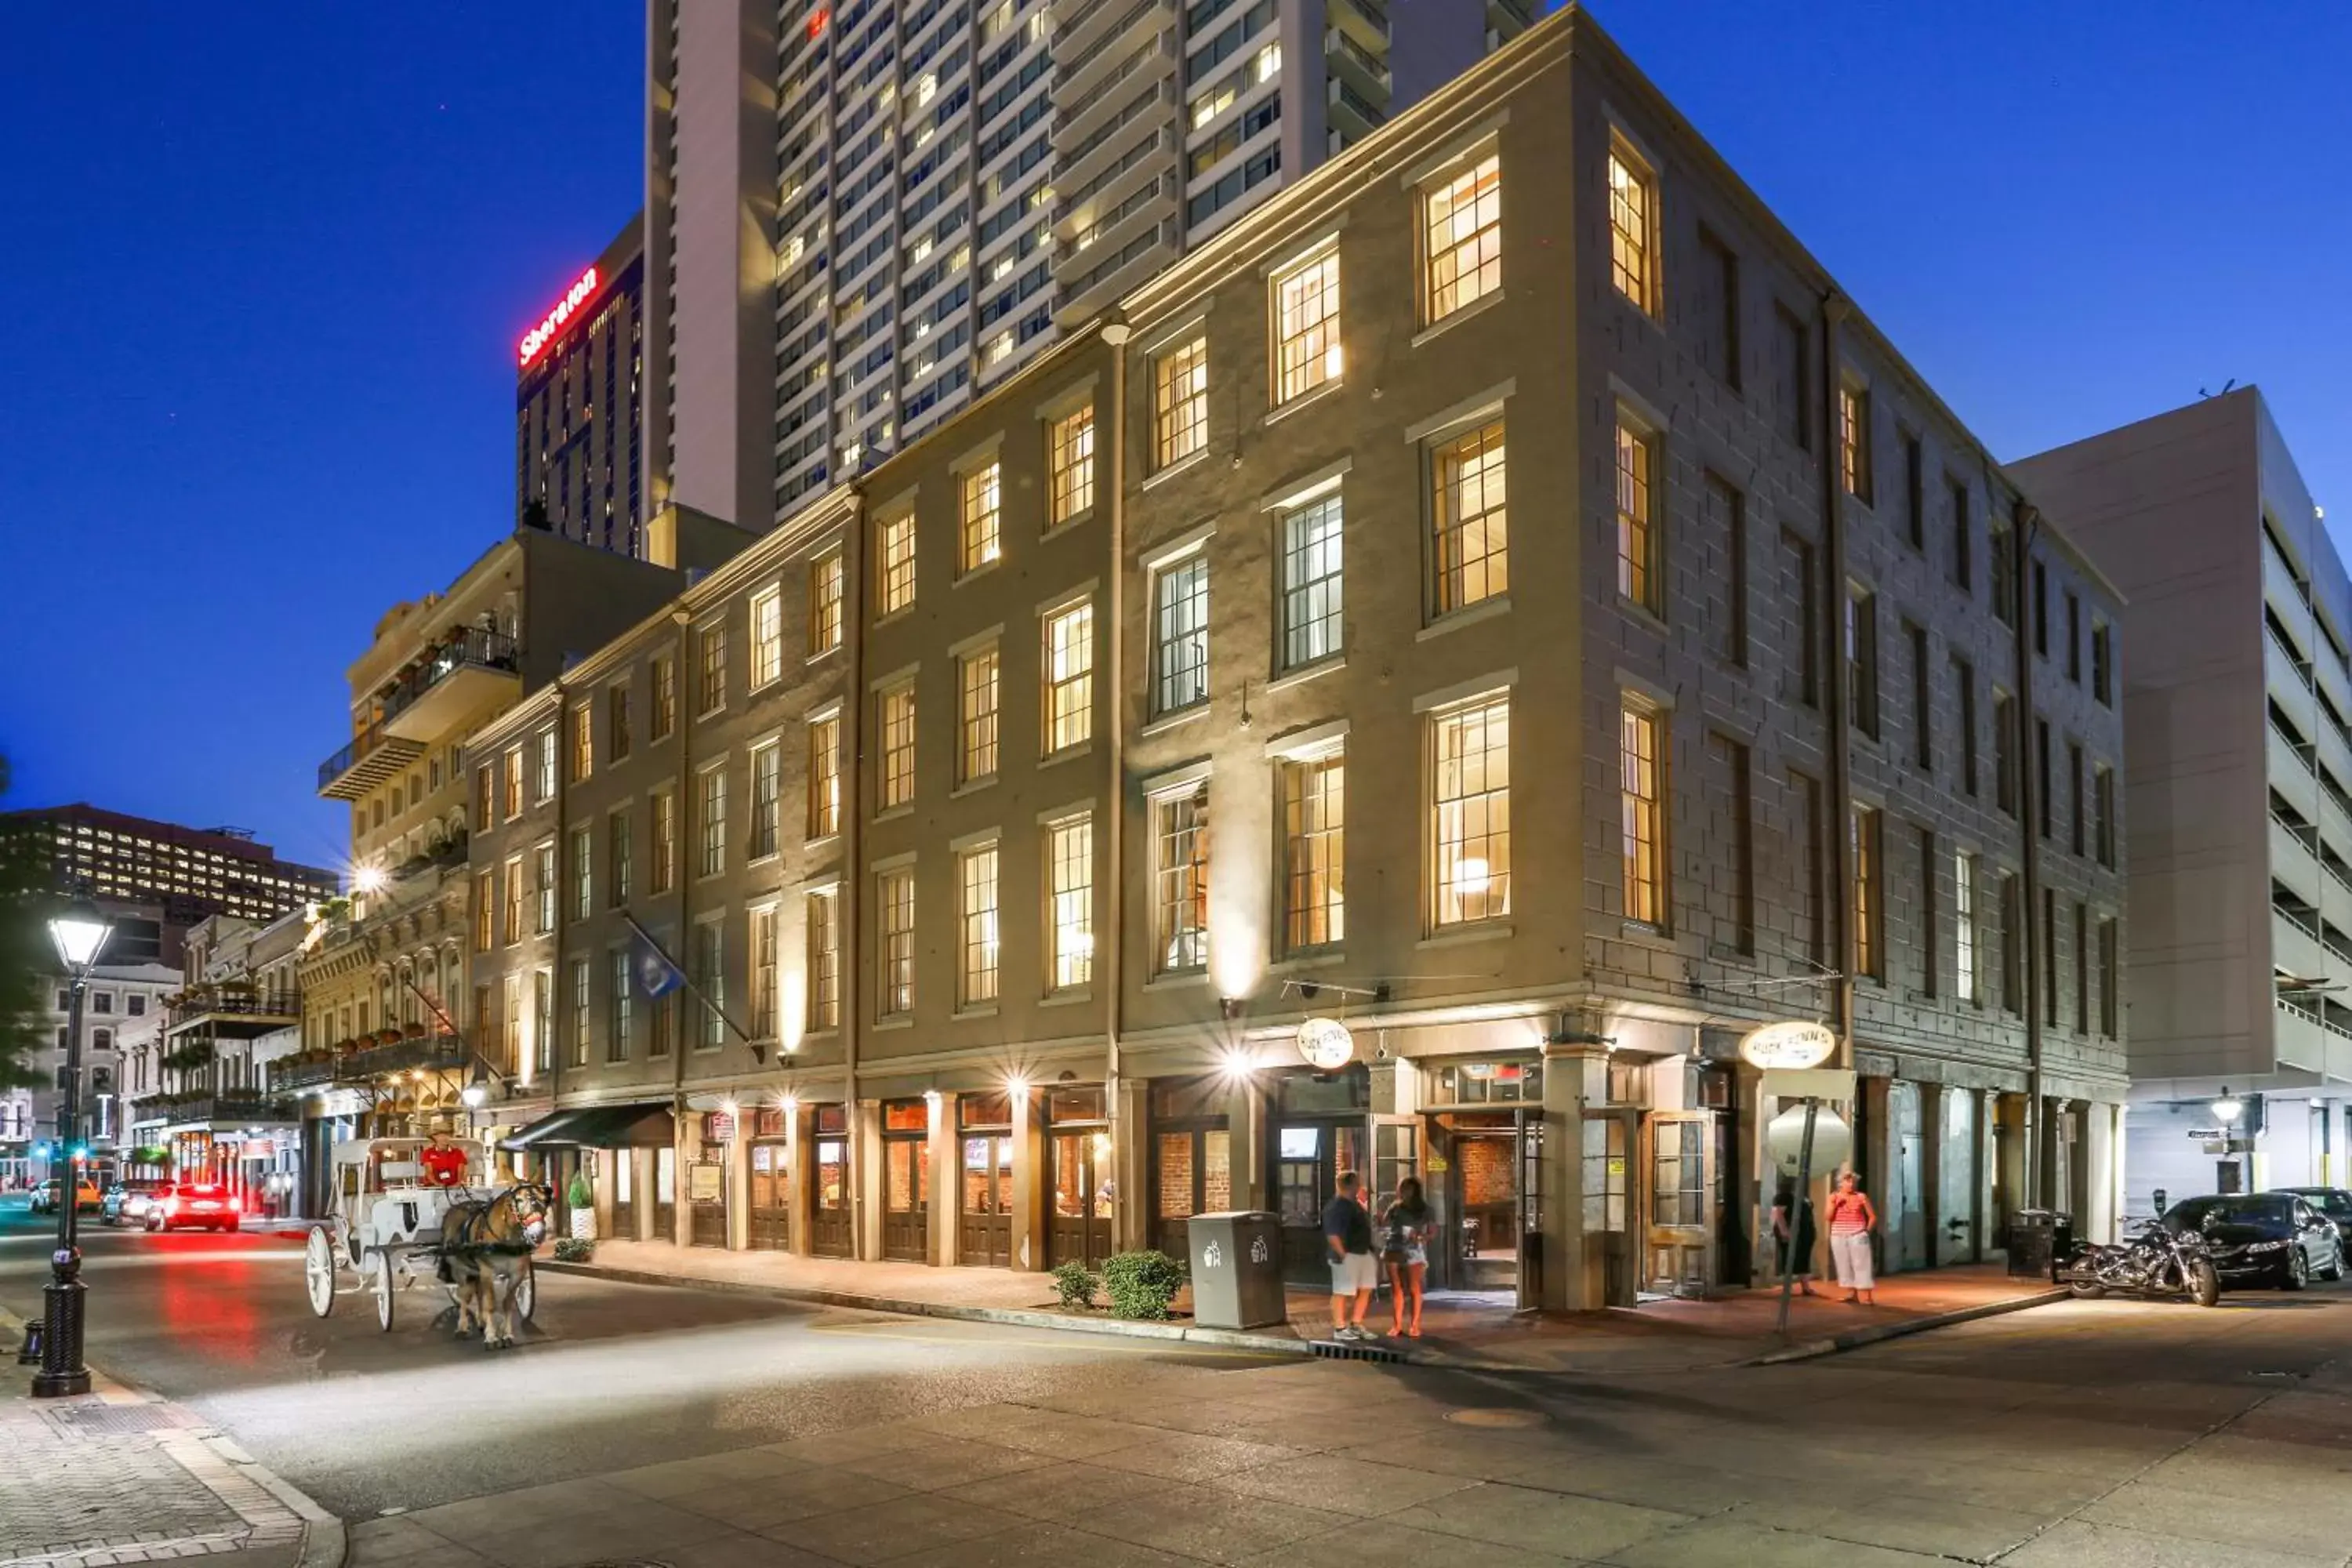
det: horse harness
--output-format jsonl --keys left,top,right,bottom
{"left": 440, "top": 1182, "right": 551, "bottom": 1261}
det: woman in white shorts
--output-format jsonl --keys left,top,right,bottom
{"left": 1825, "top": 1171, "right": 1879, "bottom": 1305}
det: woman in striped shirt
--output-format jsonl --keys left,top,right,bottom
{"left": 1826, "top": 1171, "right": 1879, "bottom": 1305}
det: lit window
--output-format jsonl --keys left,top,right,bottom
{"left": 501, "top": 748, "right": 522, "bottom": 818}
{"left": 1955, "top": 851, "right": 1978, "bottom": 1005}
{"left": 698, "top": 766, "right": 726, "bottom": 878}
{"left": 878, "top": 511, "right": 916, "bottom": 614}
{"left": 474, "top": 871, "right": 494, "bottom": 952}
{"left": 1152, "top": 782, "right": 1210, "bottom": 973}
{"left": 1048, "top": 405, "right": 1094, "bottom": 524}
{"left": 1839, "top": 380, "right": 1871, "bottom": 501}
{"left": 958, "top": 460, "right": 1002, "bottom": 575}
{"left": 568, "top": 957, "right": 591, "bottom": 1067}
{"left": 693, "top": 922, "right": 724, "bottom": 1049}
{"left": 1423, "top": 152, "right": 1501, "bottom": 322}
{"left": 879, "top": 684, "right": 916, "bottom": 809}
{"left": 1151, "top": 558, "right": 1209, "bottom": 716}
{"left": 695, "top": 622, "right": 726, "bottom": 714}
{"left": 1432, "top": 696, "right": 1510, "bottom": 926}
{"left": 1048, "top": 814, "right": 1094, "bottom": 991}
{"left": 878, "top": 869, "right": 915, "bottom": 1017}
{"left": 958, "top": 644, "right": 1000, "bottom": 784}
{"left": 1619, "top": 702, "right": 1664, "bottom": 927}
{"left": 750, "top": 740, "right": 782, "bottom": 860}
{"left": 1614, "top": 414, "right": 1659, "bottom": 614}
{"left": 1191, "top": 83, "right": 1235, "bottom": 129}
{"left": 569, "top": 825, "right": 592, "bottom": 922}
{"left": 651, "top": 655, "right": 677, "bottom": 739}
{"left": 959, "top": 844, "right": 1000, "bottom": 1007}
{"left": 1282, "top": 750, "right": 1345, "bottom": 950}
{"left": 503, "top": 854, "right": 524, "bottom": 944}
{"left": 1254, "top": 40, "right": 1280, "bottom": 82}
{"left": 1272, "top": 246, "right": 1341, "bottom": 403}
{"left": 749, "top": 586, "right": 783, "bottom": 688}
{"left": 807, "top": 713, "right": 841, "bottom": 840}
{"left": 651, "top": 789, "right": 677, "bottom": 894}
{"left": 568, "top": 701, "right": 593, "bottom": 783}
{"left": 1279, "top": 493, "right": 1344, "bottom": 670}
{"left": 808, "top": 551, "right": 844, "bottom": 655}
{"left": 1852, "top": 804, "right": 1883, "bottom": 980}
{"left": 1044, "top": 600, "right": 1095, "bottom": 752}
{"left": 1606, "top": 140, "right": 1657, "bottom": 314}
{"left": 748, "top": 906, "right": 779, "bottom": 1040}
{"left": 1152, "top": 335, "right": 1209, "bottom": 468}
{"left": 806, "top": 887, "right": 840, "bottom": 1032}
{"left": 1432, "top": 419, "right": 1508, "bottom": 615}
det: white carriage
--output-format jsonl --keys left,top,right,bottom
{"left": 301, "top": 1137, "right": 537, "bottom": 1332}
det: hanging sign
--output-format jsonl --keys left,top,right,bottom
{"left": 1738, "top": 1020, "right": 1838, "bottom": 1071}
{"left": 1296, "top": 1017, "right": 1356, "bottom": 1070}
{"left": 705, "top": 1112, "right": 738, "bottom": 1142}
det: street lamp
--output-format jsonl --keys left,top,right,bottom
{"left": 2212, "top": 1087, "right": 2245, "bottom": 1126}
{"left": 34, "top": 895, "right": 112, "bottom": 1398}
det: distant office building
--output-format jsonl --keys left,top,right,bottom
{"left": 645, "top": 0, "right": 1528, "bottom": 531}
{"left": 516, "top": 215, "right": 647, "bottom": 557}
{"left": 2015, "top": 388, "right": 2351, "bottom": 1207}
{"left": 1, "top": 804, "right": 337, "bottom": 935}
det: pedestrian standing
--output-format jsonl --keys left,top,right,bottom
{"left": 1769, "top": 1181, "right": 1818, "bottom": 1296}
{"left": 1382, "top": 1176, "right": 1432, "bottom": 1338}
{"left": 1827, "top": 1171, "right": 1879, "bottom": 1305}
{"left": 1322, "top": 1171, "right": 1378, "bottom": 1340}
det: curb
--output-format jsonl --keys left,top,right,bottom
{"left": 535, "top": 1260, "right": 1318, "bottom": 1357}
{"left": 1743, "top": 1287, "right": 2070, "bottom": 1366}
{"left": 0, "top": 1306, "right": 347, "bottom": 1568}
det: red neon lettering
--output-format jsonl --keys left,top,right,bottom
{"left": 517, "top": 266, "right": 601, "bottom": 368}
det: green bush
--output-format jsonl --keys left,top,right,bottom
{"left": 552, "top": 1237, "right": 596, "bottom": 1263}
{"left": 565, "top": 1170, "right": 593, "bottom": 1209}
{"left": 1050, "top": 1259, "right": 1098, "bottom": 1311}
{"left": 1101, "top": 1250, "right": 1184, "bottom": 1320}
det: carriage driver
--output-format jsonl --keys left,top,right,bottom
{"left": 417, "top": 1128, "right": 469, "bottom": 1189}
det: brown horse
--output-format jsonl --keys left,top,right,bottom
{"left": 437, "top": 1183, "right": 548, "bottom": 1349}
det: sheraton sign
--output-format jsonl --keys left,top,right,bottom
{"left": 517, "top": 266, "right": 601, "bottom": 368}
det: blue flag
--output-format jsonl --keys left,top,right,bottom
{"left": 630, "top": 925, "right": 686, "bottom": 1000}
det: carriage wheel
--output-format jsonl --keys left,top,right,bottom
{"left": 513, "top": 1258, "right": 536, "bottom": 1324}
{"left": 372, "top": 1251, "right": 396, "bottom": 1332}
{"left": 303, "top": 1225, "right": 337, "bottom": 1318}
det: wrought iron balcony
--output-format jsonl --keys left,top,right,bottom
{"left": 318, "top": 723, "right": 424, "bottom": 800}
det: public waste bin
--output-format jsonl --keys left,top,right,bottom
{"left": 2007, "top": 1209, "right": 2075, "bottom": 1279}
{"left": 1185, "top": 1210, "right": 1287, "bottom": 1330}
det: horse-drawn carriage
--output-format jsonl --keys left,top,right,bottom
{"left": 302, "top": 1136, "right": 545, "bottom": 1345}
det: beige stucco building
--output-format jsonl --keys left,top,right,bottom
{"left": 480, "top": 5, "right": 2129, "bottom": 1305}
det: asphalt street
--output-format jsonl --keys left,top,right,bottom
{"left": 9, "top": 1192, "right": 2352, "bottom": 1566}
{"left": 0, "top": 1196, "right": 1279, "bottom": 1519}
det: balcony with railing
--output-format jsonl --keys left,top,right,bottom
{"left": 165, "top": 985, "right": 303, "bottom": 1040}
{"left": 339, "top": 1030, "right": 466, "bottom": 1083}
{"left": 320, "top": 628, "right": 520, "bottom": 797}
{"left": 151, "top": 1091, "right": 301, "bottom": 1131}
{"left": 318, "top": 723, "right": 425, "bottom": 800}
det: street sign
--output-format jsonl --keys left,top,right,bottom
{"left": 1760, "top": 1067, "right": 1857, "bottom": 1102}
{"left": 1739, "top": 1020, "right": 1837, "bottom": 1070}
{"left": 1767, "top": 1105, "right": 1852, "bottom": 1179}
{"left": 1296, "top": 1017, "right": 1356, "bottom": 1070}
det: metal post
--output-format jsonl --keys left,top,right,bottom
{"left": 35, "top": 971, "right": 93, "bottom": 1398}
{"left": 1773, "top": 1098, "right": 1821, "bottom": 1339}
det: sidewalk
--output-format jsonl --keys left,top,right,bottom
{"left": 542, "top": 1240, "right": 2063, "bottom": 1372}
{"left": 2, "top": 1316, "right": 341, "bottom": 1568}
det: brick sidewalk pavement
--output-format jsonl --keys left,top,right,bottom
{"left": 2, "top": 1352, "right": 339, "bottom": 1568}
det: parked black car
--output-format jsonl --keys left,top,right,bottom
{"left": 2163, "top": 1193, "right": 2347, "bottom": 1288}
{"left": 2274, "top": 1186, "right": 2352, "bottom": 1250}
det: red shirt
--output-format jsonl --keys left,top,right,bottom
{"left": 417, "top": 1145, "right": 468, "bottom": 1187}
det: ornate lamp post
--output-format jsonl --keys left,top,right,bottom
{"left": 35, "top": 895, "right": 113, "bottom": 1398}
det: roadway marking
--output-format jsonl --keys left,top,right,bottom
{"left": 807, "top": 1319, "right": 1287, "bottom": 1359}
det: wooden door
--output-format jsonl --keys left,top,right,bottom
{"left": 1274, "top": 1120, "right": 1366, "bottom": 1283}
{"left": 749, "top": 1142, "right": 789, "bottom": 1250}
{"left": 1643, "top": 1112, "right": 1714, "bottom": 1297}
{"left": 1047, "top": 1130, "right": 1112, "bottom": 1267}
{"left": 883, "top": 1136, "right": 931, "bottom": 1261}
{"left": 653, "top": 1146, "right": 677, "bottom": 1243}
{"left": 1149, "top": 1125, "right": 1229, "bottom": 1261}
{"left": 960, "top": 1134, "right": 1012, "bottom": 1266}
{"left": 809, "top": 1135, "right": 852, "bottom": 1256}
{"left": 611, "top": 1148, "right": 637, "bottom": 1241}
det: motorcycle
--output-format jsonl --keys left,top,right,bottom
{"left": 2057, "top": 1220, "right": 2222, "bottom": 1306}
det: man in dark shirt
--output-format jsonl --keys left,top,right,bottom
{"left": 1321, "top": 1170, "right": 1377, "bottom": 1340}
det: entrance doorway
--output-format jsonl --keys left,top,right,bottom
{"left": 882, "top": 1100, "right": 931, "bottom": 1262}
{"left": 612, "top": 1148, "right": 635, "bottom": 1241}
{"left": 809, "top": 1105, "right": 852, "bottom": 1257}
{"left": 959, "top": 1091, "right": 1014, "bottom": 1267}
{"left": 1047, "top": 1086, "right": 1112, "bottom": 1268}
{"left": 1149, "top": 1077, "right": 1231, "bottom": 1261}
{"left": 1269, "top": 1067, "right": 1370, "bottom": 1283}
{"left": 750, "top": 1140, "right": 789, "bottom": 1250}
{"left": 1642, "top": 1112, "right": 1714, "bottom": 1297}
{"left": 653, "top": 1145, "right": 676, "bottom": 1242}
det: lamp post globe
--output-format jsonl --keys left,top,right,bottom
{"left": 34, "top": 895, "right": 111, "bottom": 1399}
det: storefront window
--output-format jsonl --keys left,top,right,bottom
{"left": 1433, "top": 1060, "right": 1543, "bottom": 1105}
{"left": 1652, "top": 1120, "right": 1706, "bottom": 1227}
{"left": 884, "top": 1100, "right": 929, "bottom": 1133}
{"left": 817, "top": 1140, "right": 846, "bottom": 1208}
{"left": 1156, "top": 1127, "right": 1230, "bottom": 1217}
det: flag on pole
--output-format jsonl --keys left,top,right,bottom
{"left": 630, "top": 923, "right": 686, "bottom": 1000}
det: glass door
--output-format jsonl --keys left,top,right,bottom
{"left": 749, "top": 1142, "right": 789, "bottom": 1250}
{"left": 960, "top": 1135, "right": 1013, "bottom": 1265}
{"left": 653, "top": 1145, "right": 677, "bottom": 1242}
{"left": 1642, "top": 1112, "right": 1713, "bottom": 1297}
{"left": 612, "top": 1147, "right": 635, "bottom": 1240}
{"left": 883, "top": 1100, "right": 931, "bottom": 1261}
{"left": 809, "top": 1111, "right": 852, "bottom": 1255}
{"left": 1152, "top": 1125, "right": 1230, "bottom": 1260}
{"left": 1274, "top": 1120, "right": 1367, "bottom": 1282}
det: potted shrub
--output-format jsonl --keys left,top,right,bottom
{"left": 565, "top": 1169, "right": 597, "bottom": 1241}
{"left": 1101, "top": 1250, "right": 1185, "bottom": 1321}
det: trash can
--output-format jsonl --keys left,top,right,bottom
{"left": 2007, "top": 1209, "right": 2075, "bottom": 1279}
{"left": 1185, "top": 1210, "right": 1287, "bottom": 1330}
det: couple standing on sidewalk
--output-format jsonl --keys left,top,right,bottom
{"left": 1773, "top": 1171, "right": 1882, "bottom": 1305}
{"left": 1323, "top": 1171, "right": 1430, "bottom": 1341}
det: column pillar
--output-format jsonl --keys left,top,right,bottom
{"left": 786, "top": 1102, "right": 812, "bottom": 1256}
{"left": 929, "top": 1093, "right": 956, "bottom": 1266}
{"left": 855, "top": 1099, "right": 884, "bottom": 1261}
{"left": 1010, "top": 1089, "right": 1040, "bottom": 1272}
{"left": 1538, "top": 1042, "right": 1610, "bottom": 1313}
{"left": 1113, "top": 1076, "right": 1149, "bottom": 1254}
{"left": 726, "top": 1124, "right": 750, "bottom": 1250}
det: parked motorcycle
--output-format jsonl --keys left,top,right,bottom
{"left": 2058, "top": 1220, "right": 2221, "bottom": 1306}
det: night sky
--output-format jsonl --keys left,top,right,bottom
{"left": 4, "top": 4, "right": 2346, "bottom": 877}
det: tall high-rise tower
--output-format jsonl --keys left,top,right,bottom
{"left": 644, "top": 0, "right": 1527, "bottom": 530}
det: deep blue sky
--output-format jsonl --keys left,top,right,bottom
{"left": 4, "top": 5, "right": 2347, "bottom": 875}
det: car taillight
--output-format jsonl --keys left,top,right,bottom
{"left": 228, "top": 1197, "right": 241, "bottom": 1214}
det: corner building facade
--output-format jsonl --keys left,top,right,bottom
{"left": 495, "top": 6, "right": 2127, "bottom": 1303}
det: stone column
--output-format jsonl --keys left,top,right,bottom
{"left": 855, "top": 1098, "right": 883, "bottom": 1261}
{"left": 929, "top": 1093, "right": 956, "bottom": 1266}
{"left": 1113, "top": 1076, "right": 1149, "bottom": 1253}
{"left": 1539, "top": 1042, "right": 1610, "bottom": 1313}
{"left": 786, "top": 1103, "right": 812, "bottom": 1256}
{"left": 726, "top": 1124, "right": 750, "bottom": 1250}
{"left": 1010, "top": 1089, "right": 1040, "bottom": 1271}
